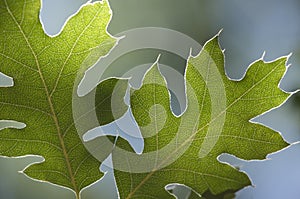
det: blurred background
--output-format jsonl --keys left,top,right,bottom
{"left": 1, "top": 0, "right": 300, "bottom": 198}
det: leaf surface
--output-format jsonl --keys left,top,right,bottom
{"left": 113, "top": 35, "right": 290, "bottom": 198}
{"left": 0, "top": 0, "right": 118, "bottom": 197}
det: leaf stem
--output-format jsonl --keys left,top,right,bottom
{"left": 76, "top": 192, "right": 80, "bottom": 199}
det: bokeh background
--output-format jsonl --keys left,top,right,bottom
{"left": 1, "top": 0, "right": 300, "bottom": 198}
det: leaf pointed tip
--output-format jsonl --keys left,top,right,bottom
{"left": 141, "top": 55, "right": 166, "bottom": 86}
{"left": 207, "top": 29, "right": 222, "bottom": 45}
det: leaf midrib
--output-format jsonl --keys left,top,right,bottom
{"left": 4, "top": 0, "right": 79, "bottom": 194}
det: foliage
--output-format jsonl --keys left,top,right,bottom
{"left": 0, "top": 0, "right": 290, "bottom": 198}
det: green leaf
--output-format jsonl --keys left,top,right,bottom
{"left": 0, "top": 0, "right": 119, "bottom": 197}
{"left": 112, "top": 35, "right": 290, "bottom": 198}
